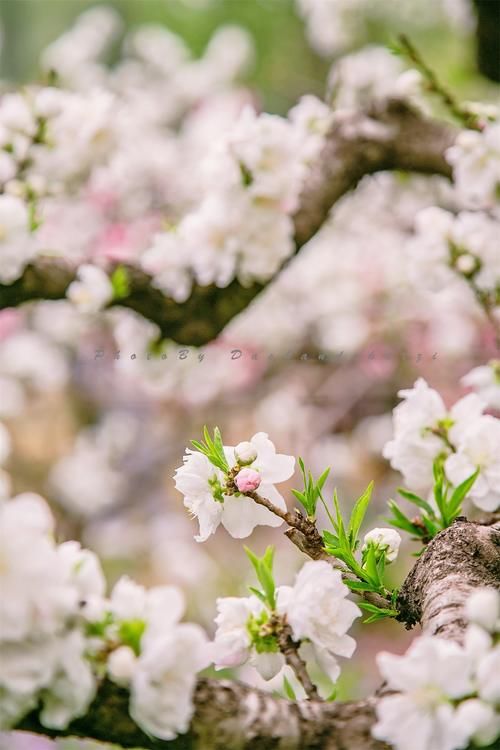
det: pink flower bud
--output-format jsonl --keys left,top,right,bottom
{"left": 235, "top": 468, "right": 261, "bottom": 493}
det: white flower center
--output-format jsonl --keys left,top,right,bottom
{"left": 412, "top": 684, "right": 447, "bottom": 711}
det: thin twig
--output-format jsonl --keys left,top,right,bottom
{"left": 398, "top": 34, "right": 481, "bottom": 130}
{"left": 246, "top": 492, "right": 394, "bottom": 612}
{"left": 275, "top": 618, "right": 320, "bottom": 701}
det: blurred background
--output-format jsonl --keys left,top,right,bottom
{"left": 1, "top": 1, "right": 499, "bottom": 748}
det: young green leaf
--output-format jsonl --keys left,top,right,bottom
{"left": 110, "top": 265, "right": 130, "bottom": 300}
{"left": 445, "top": 469, "right": 479, "bottom": 522}
{"left": 191, "top": 426, "right": 230, "bottom": 473}
{"left": 245, "top": 546, "right": 276, "bottom": 609}
{"left": 397, "top": 488, "right": 434, "bottom": 516}
{"left": 348, "top": 481, "right": 374, "bottom": 548}
{"left": 358, "top": 601, "right": 399, "bottom": 623}
{"left": 283, "top": 676, "right": 296, "bottom": 700}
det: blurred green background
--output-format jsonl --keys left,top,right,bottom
{"left": 0, "top": 0, "right": 497, "bottom": 113}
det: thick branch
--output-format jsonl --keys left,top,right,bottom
{"left": 0, "top": 101, "right": 456, "bottom": 345}
{"left": 17, "top": 519, "right": 499, "bottom": 749}
{"left": 18, "top": 679, "right": 381, "bottom": 750}
{"left": 397, "top": 518, "right": 500, "bottom": 641}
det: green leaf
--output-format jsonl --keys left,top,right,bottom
{"left": 397, "top": 488, "right": 434, "bottom": 516}
{"left": 387, "top": 500, "right": 421, "bottom": 535}
{"left": 332, "top": 489, "right": 348, "bottom": 548}
{"left": 362, "top": 543, "right": 381, "bottom": 586}
{"left": 119, "top": 619, "right": 146, "bottom": 656}
{"left": 191, "top": 426, "right": 229, "bottom": 473}
{"left": 446, "top": 469, "right": 479, "bottom": 521}
{"left": 358, "top": 601, "right": 399, "bottom": 623}
{"left": 322, "top": 530, "right": 339, "bottom": 547}
{"left": 245, "top": 546, "right": 276, "bottom": 609}
{"left": 344, "top": 580, "right": 379, "bottom": 593}
{"left": 421, "top": 515, "right": 439, "bottom": 538}
{"left": 283, "top": 676, "right": 296, "bottom": 700}
{"left": 317, "top": 467, "right": 331, "bottom": 492}
{"left": 110, "top": 265, "right": 130, "bottom": 300}
{"left": 249, "top": 587, "right": 268, "bottom": 606}
{"left": 348, "top": 481, "right": 373, "bottom": 548}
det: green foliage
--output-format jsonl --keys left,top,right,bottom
{"left": 118, "top": 619, "right": 146, "bottom": 656}
{"left": 291, "top": 458, "right": 330, "bottom": 519}
{"left": 245, "top": 545, "right": 276, "bottom": 610}
{"left": 246, "top": 608, "right": 279, "bottom": 654}
{"left": 110, "top": 265, "right": 130, "bottom": 300}
{"left": 191, "top": 426, "right": 230, "bottom": 473}
{"left": 282, "top": 675, "right": 296, "bottom": 700}
{"left": 321, "top": 482, "right": 397, "bottom": 620}
{"left": 387, "top": 458, "right": 478, "bottom": 543}
{"left": 358, "top": 601, "right": 399, "bottom": 624}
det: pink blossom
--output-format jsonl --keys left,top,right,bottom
{"left": 235, "top": 468, "right": 261, "bottom": 493}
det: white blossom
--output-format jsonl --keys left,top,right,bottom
{"left": 373, "top": 636, "right": 474, "bottom": 750}
{"left": 328, "top": 46, "right": 423, "bottom": 111}
{"left": 66, "top": 264, "right": 113, "bottom": 313}
{"left": 38, "top": 630, "right": 96, "bottom": 730}
{"left": 175, "top": 432, "right": 295, "bottom": 541}
{"left": 383, "top": 378, "right": 485, "bottom": 494}
{"left": 465, "top": 588, "right": 500, "bottom": 633}
{"left": 212, "top": 595, "right": 284, "bottom": 680}
{"left": 0, "top": 494, "right": 78, "bottom": 642}
{"left": 446, "top": 123, "right": 500, "bottom": 210}
{"left": 277, "top": 561, "right": 361, "bottom": 682}
{"left": 0, "top": 495, "right": 99, "bottom": 731}
{"left": 288, "top": 95, "right": 333, "bottom": 162}
{"left": 408, "top": 208, "right": 500, "bottom": 295}
{"left": 362, "top": 527, "right": 401, "bottom": 562}
{"left": 476, "top": 647, "right": 500, "bottom": 704}
{"left": 130, "top": 623, "right": 209, "bottom": 741}
{"left": 445, "top": 416, "right": 500, "bottom": 511}
{"left": 234, "top": 440, "right": 258, "bottom": 466}
{"left": 462, "top": 361, "right": 500, "bottom": 410}
{"left": 0, "top": 195, "right": 35, "bottom": 284}
{"left": 455, "top": 699, "right": 500, "bottom": 748}
{"left": 108, "top": 646, "right": 138, "bottom": 687}
{"left": 203, "top": 106, "right": 306, "bottom": 211}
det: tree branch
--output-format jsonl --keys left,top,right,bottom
{"left": 16, "top": 519, "right": 499, "bottom": 749}
{"left": 0, "top": 101, "right": 456, "bottom": 345}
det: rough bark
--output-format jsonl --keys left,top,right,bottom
{"left": 397, "top": 518, "right": 500, "bottom": 640}
{"left": 0, "top": 101, "right": 456, "bottom": 345}
{"left": 16, "top": 519, "right": 500, "bottom": 750}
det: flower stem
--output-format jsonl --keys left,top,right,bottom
{"left": 274, "top": 618, "right": 320, "bottom": 701}
{"left": 397, "top": 34, "right": 481, "bottom": 130}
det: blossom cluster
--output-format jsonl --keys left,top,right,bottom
{"left": 175, "top": 431, "right": 295, "bottom": 541}
{"left": 373, "top": 588, "right": 500, "bottom": 750}
{"left": 384, "top": 377, "right": 500, "bottom": 511}
{"left": 0, "top": 493, "right": 209, "bottom": 740}
{"left": 213, "top": 560, "right": 361, "bottom": 690}
{"left": 407, "top": 207, "right": 500, "bottom": 305}
{"left": 140, "top": 101, "right": 323, "bottom": 301}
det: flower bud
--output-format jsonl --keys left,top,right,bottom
{"left": 465, "top": 588, "right": 499, "bottom": 633}
{"left": 108, "top": 645, "right": 137, "bottom": 687}
{"left": 456, "top": 253, "right": 477, "bottom": 275}
{"left": 362, "top": 527, "right": 401, "bottom": 563}
{"left": 234, "top": 441, "right": 257, "bottom": 466}
{"left": 235, "top": 468, "right": 261, "bottom": 493}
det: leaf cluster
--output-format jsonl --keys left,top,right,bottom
{"left": 388, "top": 459, "right": 478, "bottom": 543}
{"left": 191, "top": 426, "right": 230, "bottom": 473}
